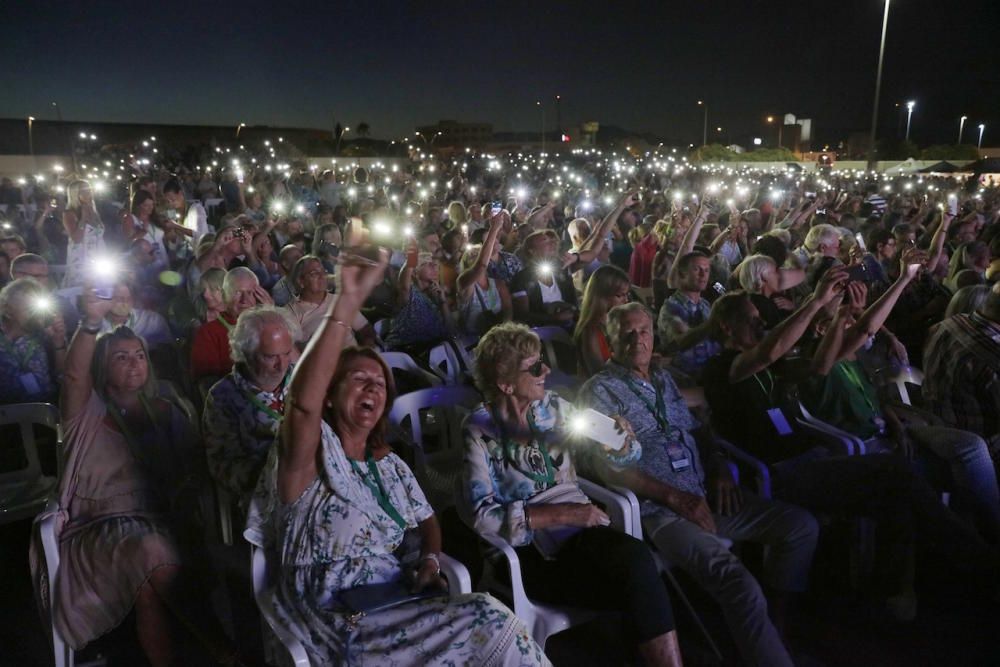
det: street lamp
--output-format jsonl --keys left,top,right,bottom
{"left": 978, "top": 124, "right": 986, "bottom": 149}
{"left": 697, "top": 101, "right": 708, "bottom": 146}
{"left": 537, "top": 101, "right": 545, "bottom": 153}
{"left": 904, "top": 100, "right": 915, "bottom": 141}
{"left": 236, "top": 122, "right": 246, "bottom": 138}
{"left": 766, "top": 115, "right": 783, "bottom": 149}
{"left": 867, "top": 0, "right": 892, "bottom": 167}
{"left": 27, "top": 117, "right": 35, "bottom": 169}
{"left": 958, "top": 116, "right": 968, "bottom": 144}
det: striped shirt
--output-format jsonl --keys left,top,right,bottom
{"left": 923, "top": 312, "right": 1000, "bottom": 448}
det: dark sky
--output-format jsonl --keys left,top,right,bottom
{"left": 2, "top": 0, "right": 998, "bottom": 146}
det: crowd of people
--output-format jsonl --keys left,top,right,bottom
{"left": 3, "top": 139, "right": 1000, "bottom": 665}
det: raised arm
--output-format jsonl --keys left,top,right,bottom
{"left": 457, "top": 213, "right": 502, "bottom": 295}
{"left": 61, "top": 290, "right": 113, "bottom": 422}
{"left": 667, "top": 205, "right": 707, "bottom": 288}
{"left": 836, "top": 249, "right": 923, "bottom": 359}
{"left": 277, "top": 250, "right": 388, "bottom": 503}
{"left": 729, "top": 266, "right": 847, "bottom": 382}
{"left": 925, "top": 209, "right": 953, "bottom": 273}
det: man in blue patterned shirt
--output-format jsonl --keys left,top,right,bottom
{"left": 580, "top": 303, "right": 818, "bottom": 667}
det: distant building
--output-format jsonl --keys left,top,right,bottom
{"left": 414, "top": 120, "right": 493, "bottom": 148}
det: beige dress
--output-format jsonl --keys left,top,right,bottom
{"left": 31, "top": 390, "right": 199, "bottom": 649}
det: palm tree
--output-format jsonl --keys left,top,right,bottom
{"left": 357, "top": 122, "right": 371, "bottom": 138}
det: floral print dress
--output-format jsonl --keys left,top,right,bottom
{"left": 245, "top": 421, "right": 549, "bottom": 666}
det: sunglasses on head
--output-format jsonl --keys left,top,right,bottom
{"left": 521, "top": 359, "right": 545, "bottom": 377}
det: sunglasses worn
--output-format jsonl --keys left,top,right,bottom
{"left": 521, "top": 359, "right": 545, "bottom": 377}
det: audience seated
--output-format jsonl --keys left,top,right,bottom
{"left": 29, "top": 290, "right": 236, "bottom": 664}
{"left": 574, "top": 265, "right": 631, "bottom": 377}
{"left": 245, "top": 254, "right": 547, "bottom": 665}
{"left": 97, "top": 282, "right": 172, "bottom": 349}
{"left": 383, "top": 246, "right": 452, "bottom": 354}
{"left": 510, "top": 230, "right": 578, "bottom": 328}
{"left": 455, "top": 214, "right": 511, "bottom": 335}
{"left": 702, "top": 272, "right": 999, "bottom": 620}
{"left": 459, "top": 322, "right": 682, "bottom": 665}
{"left": 203, "top": 306, "right": 300, "bottom": 507}
{"left": 0, "top": 278, "right": 65, "bottom": 404}
{"left": 580, "top": 303, "right": 818, "bottom": 666}
{"left": 282, "top": 255, "right": 373, "bottom": 344}
{"left": 270, "top": 243, "right": 304, "bottom": 306}
{"left": 190, "top": 266, "right": 271, "bottom": 379}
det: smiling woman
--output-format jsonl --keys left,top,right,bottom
{"left": 244, "top": 251, "right": 548, "bottom": 665}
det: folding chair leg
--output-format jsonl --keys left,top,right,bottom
{"left": 661, "top": 566, "right": 724, "bottom": 662}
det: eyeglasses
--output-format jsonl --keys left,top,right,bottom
{"left": 521, "top": 359, "right": 546, "bottom": 377}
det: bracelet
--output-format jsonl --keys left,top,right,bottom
{"left": 323, "top": 316, "right": 352, "bottom": 331}
{"left": 420, "top": 553, "right": 441, "bottom": 573}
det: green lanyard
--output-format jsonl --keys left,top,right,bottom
{"left": 492, "top": 407, "right": 556, "bottom": 488}
{"left": 218, "top": 316, "right": 234, "bottom": 332}
{"left": 751, "top": 369, "right": 776, "bottom": 406}
{"left": 839, "top": 362, "right": 878, "bottom": 414}
{"left": 240, "top": 371, "right": 290, "bottom": 422}
{"left": 0, "top": 334, "right": 40, "bottom": 371}
{"left": 623, "top": 374, "right": 672, "bottom": 435}
{"left": 105, "top": 394, "right": 164, "bottom": 468}
{"left": 350, "top": 452, "right": 407, "bottom": 530}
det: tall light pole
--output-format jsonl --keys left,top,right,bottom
{"left": 27, "top": 117, "right": 35, "bottom": 170}
{"left": 978, "top": 124, "right": 986, "bottom": 149}
{"left": 867, "top": 0, "right": 891, "bottom": 167}
{"left": 537, "top": 101, "right": 545, "bottom": 153}
{"left": 767, "top": 115, "right": 784, "bottom": 149}
{"left": 236, "top": 122, "right": 246, "bottom": 139}
{"left": 904, "top": 100, "right": 915, "bottom": 141}
{"left": 697, "top": 100, "right": 708, "bottom": 146}
{"left": 958, "top": 115, "right": 968, "bottom": 144}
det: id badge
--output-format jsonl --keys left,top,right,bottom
{"left": 666, "top": 443, "right": 691, "bottom": 471}
{"left": 20, "top": 373, "right": 41, "bottom": 395}
{"left": 767, "top": 408, "right": 794, "bottom": 436}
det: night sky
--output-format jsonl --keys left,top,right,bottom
{"left": 2, "top": 0, "right": 998, "bottom": 147}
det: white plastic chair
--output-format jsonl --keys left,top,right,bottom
{"left": 38, "top": 501, "right": 74, "bottom": 667}
{"left": 427, "top": 339, "right": 475, "bottom": 385}
{"left": 477, "top": 478, "right": 634, "bottom": 648}
{"left": 380, "top": 351, "right": 443, "bottom": 388}
{"left": 215, "top": 486, "right": 235, "bottom": 546}
{"left": 872, "top": 365, "right": 924, "bottom": 407}
{"left": 796, "top": 402, "right": 864, "bottom": 456}
{"left": 0, "top": 402, "right": 60, "bottom": 524}
{"left": 531, "top": 326, "right": 574, "bottom": 374}
{"left": 387, "top": 386, "right": 481, "bottom": 510}
{"left": 250, "top": 545, "right": 473, "bottom": 667}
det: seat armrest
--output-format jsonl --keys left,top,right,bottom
{"left": 716, "top": 438, "right": 772, "bottom": 499}
{"left": 439, "top": 553, "right": 472, "bottom": 596}
{"left": 577, "top": 477, "right": 633, "bottom": 536}
{"left": 796, "top": 415, "right": 862, "bottom": 456}
{"left": 606, "top": 484, "right": 644, "bottom": 539}
{"left": 479, "top": 532, "right": 531, "bottom": 616}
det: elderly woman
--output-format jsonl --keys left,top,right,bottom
{"left": 245, "top": 252, "right": 547, "bottom": 666}
{"left": 459, "top": 323, "right": 682, "bottom": 666}
{"left": 31, "top": 290, "right": 235, "bottom": 665}
{"left": 203, "top": 306, "right": 300, "bottom": 507}
{"left": 383, "top": 246, "right": 452, "bottom": 353}
{"left": 0, "top": 278, "right": 66, "bottom": 404}
{"left": 283, "top": 255, "right": 373, "bottom": 344}
{"left": 510, "top": 231, "right": 577, "bottom": 328}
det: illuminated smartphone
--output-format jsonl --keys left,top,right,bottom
{"left": 571, "top": 408, "right": 628, "bottom": 451}
{"left": 491, "top": 201, "right": 503, "bottom": 215}
{"left": 855, "top": 232, "right": 866, "bottom": 251}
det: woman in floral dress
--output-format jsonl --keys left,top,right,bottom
{"left": 245, "top": 248, "right": 548, "bottom": 666}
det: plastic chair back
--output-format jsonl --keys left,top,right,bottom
{"left": 427, "top": 342, "right": 465, "bottom": 385}
{"left": 250, "top": 546, "right": 311, "bottom": 667}
{"left": 38, "top": 501, "right": 74, "bottom": 667}
{"left": 0, "top": 403, "right": 60, "bottom": 524}
{"left": 531, "top": 326, "right": 575, "bottom": 375}
{"left": 380, "top": 351, "right": 443, "bottom": 388}
{"left": 387, "top": 386, "right": 481, "bottom": 510}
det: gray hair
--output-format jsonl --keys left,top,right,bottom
{"left": 804, "top": 224, "right": 840, "bottom": 254}
{"left": 605, "top": 302, "right": 654, "bottom": 347}
{"left": 289, "top": 255, "right": 323, "bottom": 295}
{"left": 229, "top": 306, "right": 302, "bottom": 365}
{"left": 737, "top": 254, "right": 777, "bottom": 293}
{"left": 222, "top": 266, "right": 259, "bottom": 303}
{"left": 0, "top": 277, "right": 44, "bottom": 317}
